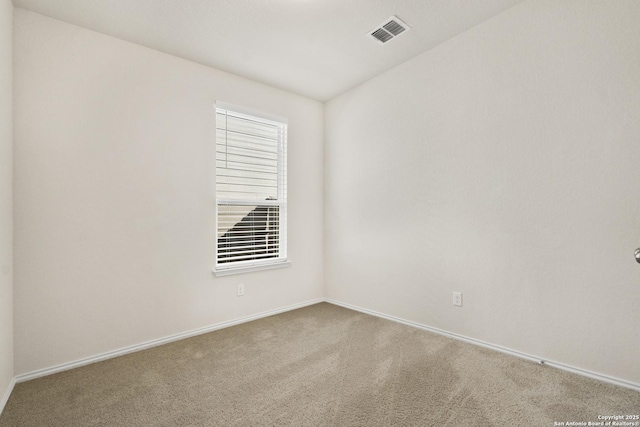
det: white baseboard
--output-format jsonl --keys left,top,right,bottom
{"left": 324, "top": 298, "right": 640, "bottom": 393}
{"left": 12, "top": 296, "right": 640, "bottom": 394}
{"left": 0, "top": 376, "right": 15, "bottom": 416}
{"left": 15, "top": 298, "right": 324, "bottom": 383}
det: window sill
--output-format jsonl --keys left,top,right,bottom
{"left": 213, "top": 261, "right": 291, "bottom": 277}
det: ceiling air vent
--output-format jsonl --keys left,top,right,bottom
{"left": 368, "top": 15, "right": 410, "bottom": 44}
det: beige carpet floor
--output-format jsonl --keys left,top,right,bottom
{"left": 1, "top": 302, "right": 638, "bottom": 426}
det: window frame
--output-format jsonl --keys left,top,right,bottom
{"left": 213, "top": 102, "right": 289, "bottom": 276}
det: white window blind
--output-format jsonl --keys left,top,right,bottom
{"left": 215, "top": 104, "right": 287, "bottom": 271}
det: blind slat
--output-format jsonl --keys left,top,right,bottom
{"left": 216, "top": 105, "right": 287, "bottom": 266}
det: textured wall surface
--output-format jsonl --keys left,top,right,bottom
{"left": 0, "top": 0, "right": 13, "bottom": 411}
{"left": 9, "top": 0, "right": 640, "bottom": 391}
{"left": 13, "top": 9, "right": 324, "bottom": 375}
{"left": 325, "top": 0, "right": 640, "bottom": 384}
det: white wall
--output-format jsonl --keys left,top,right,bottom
{"left": 0, "top": 0, "right": 13, "bottom": 409}
{"left": 325, "top": 0, "right": 640, "bottom": 384}
{"left": 13, "top": 9, "right": 324, "bottom": 375}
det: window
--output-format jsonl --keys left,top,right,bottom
{"left": 214, "top": 103, "right": 288, "bottom": 275}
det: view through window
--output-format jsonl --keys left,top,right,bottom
{"left": 215, "top": 104, "right": 287, "bottom": 272}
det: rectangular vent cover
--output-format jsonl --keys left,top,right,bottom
{"left": 368, "top": 15, "right": 410, "bottom": 44}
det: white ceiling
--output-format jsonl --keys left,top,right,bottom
{"left": 12, "top": 0, "right": 524, "bottom": 101}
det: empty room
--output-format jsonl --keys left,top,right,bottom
{"left": 1, "top": 0, "right": 639, "bottom": 425}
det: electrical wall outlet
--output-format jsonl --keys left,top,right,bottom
{"left": 237, "top": 283, "right": 245, "bottom": 297}
{"left": 453, "top": 291, "right": 462, "bottom": 307}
